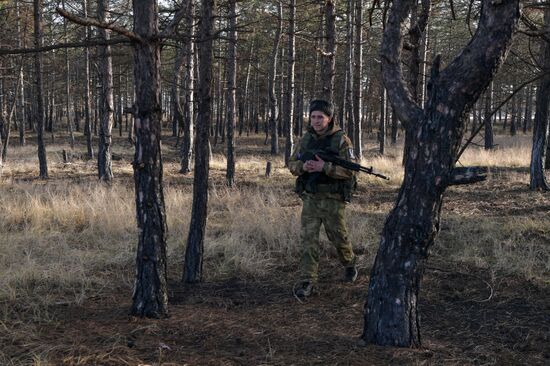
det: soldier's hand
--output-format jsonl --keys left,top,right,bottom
{"left": 304, "top": 155, "right": 325, "bottom": 172}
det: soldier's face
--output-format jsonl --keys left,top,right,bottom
{"left": 310, "top": 111, "right": 331, "bottom": 134}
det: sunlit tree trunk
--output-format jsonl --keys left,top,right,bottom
{"left": 284, "top": 0, "right": 296, "bottom": 167}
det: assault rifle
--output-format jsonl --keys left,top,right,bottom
{"left": 299, "top": 150, "right": 390, "bottom": 180}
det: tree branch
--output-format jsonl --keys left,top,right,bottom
{"left": 438, "top": 0, "right": 521, "bottom": 111}
{"left": 455, "top": 70, "right": 549, "bottom": 162}
{"left": 0, "top": 38, "right": 131, "bottom": 55}
{"left": 380, "top": 0, "right": 424, "bottom": 128}
{"left": 56, "top": 7, "right": 143, "bottom": 43}
{"left": 159, "top": 1, "right": 189, "bottom": 38}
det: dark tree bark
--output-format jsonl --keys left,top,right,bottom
{"left": 344, "top": 0, "right": 354, "bottom": 143}
{"left": 131, "top": 0, "right": 168, "bottom": 318}
{"left": 83, "top": 0, "right": 94, "bottom": 159}
{"left": 353, "top": 0, "right": 362, "bottom": 157}
{"left": 180, "top": 0, "right": 195, "bottom": 174}
{"left": 321, "top": 0, "right": 336, "bottom": 104}
{"left": 363, "top": 0, "right": 519, "bottom": 347}
{"left": 390, "top": 107, "right": 398, "bottom": 144}
{"left": 34, "top": 0, "right": 48, "bottom": 178}
{"left": 226, "top": 0, "right": 237, "bottom": 186}
{"left": 184, "top": 0, "right": 216, "bottom": 283}
{"left": 530, "top": 8, "right": 550, "bottom": 191}
{"left": 403, "top": 0, "right": 430, "bottom": 165}
{"left": 97, "top": 0, "right": 114, "bottom": 181}
{"left": 284, "top": 0, "right": 296, "bottom": 167}
{"left": 62, "top": 0, "right": 75, "bottom": 149}
{"left": 172, "top": 42, "right": 184, "bottom": 138}
{"left": 268, "top": 2, "right": 282, "bottom": 155}
{"left": 16, "top": 0, "right": 26, "bottom": 147}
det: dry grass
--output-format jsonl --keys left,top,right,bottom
{"left": 0, "top": 132, "right": 549, "bottom": 364}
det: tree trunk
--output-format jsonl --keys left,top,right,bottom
{"left": 379, "top": 82, "right": 386, "bottom": 154}
{"left": 523, "top": 85, "right": 533, "bottom": 134}
{"left": 530, "top": 8, "right": 550, "bottom": 191}
{"left": 180, "top": 0, "right": 195, "bottom": 174}
{"left": 284, "top": 0, "right": 296, "bottom": 167}
{"left": 16, "top": 0, "right": 26, "bottom": 147}
{"left": 34, "top": 0, "right": 48, "bottom": 178}
{"left": 320, "top": 0, "right": 336, "bottom": 103}
{"left": 97, "top": 0, "right": 114, "bottom": 181}
{"left": 391, "top": 107, "right": 398, "bottom": 144}
{"left": 226, "top": 0, "right": 237, "bottom": 186}
{"left": 131, "top": 0, "right": 169, "bottom": 318}
{"left": 363, "top": 0, "right": 519, "bottom": 347}
{"left": 62, "top": 0, "right": 75, "bottom": 149}
{"left": 172, "top": 42, "right": 184, "bottom": 138}
{"left": 510, "top": 89, "right": 517, "bottom": 136}
{"left": 403, "top": 0, "right": 430, "bottom": 165}
{"left": 83, "top": 0, "right": 94, "bottom": 159}
{"left": 353, "top": 0, "right": 362, "bottom": 158}
{"left": 484, "top": 82, "right": 494, "bottom": 150}
{"left": 184, "top": 0, "right": 216, "bottom": 283}
{"left": 269, "top": 2, "right": 282, "bottom": 155}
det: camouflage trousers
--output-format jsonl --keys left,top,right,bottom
{"left": 300, "top": 195, "right": 356, "bottom": 282}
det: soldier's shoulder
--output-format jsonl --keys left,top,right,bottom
{"left": 338, "top": 133, "right": 353, "bottom": 148}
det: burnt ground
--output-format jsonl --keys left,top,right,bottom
{"left": 3, "top": 134, "right": 550, "bottom": 365}
{"left": 4, "top": 259, "right": 549, "bottom": 365}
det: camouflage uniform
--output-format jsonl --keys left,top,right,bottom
{"left": 289, "top": 121, "right": 357, "bottom": 283}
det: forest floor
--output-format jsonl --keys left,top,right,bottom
{"left": 1, "top": 132, "right": 549, "bottom": 365}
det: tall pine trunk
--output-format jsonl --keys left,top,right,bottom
{"left": 284, "top": 0, "right": 296, "bottom": 167}
{"left": 529, "top": 8, "right": 550, "bottom": 191}
{"left": 180, "top": 0, "right": 195, "bottom": 174}
{"left": 268, "top": 2, "right": 282, "bottom": 155}
{"left": 97, "top": 0, "right": 114, "bottom": 181}
{"left": 34, "top": 0, "right": 48, "bottom": 178}
{"left": 83, "top": 0, "right": 94, "bottom": 159}
{"left": 131, "top": 0, "right": 168, "bottom": 318}
{"left": 184, "top": 0, "right": 216, "bottom": 283}
{"left": 353, "top": 0, "right": 363, "bottom": 158}
{"left": 321, "top": 0, "right": 336, "bottom": 103}
{"left": 226, "top": 0, "right": 237, "bottom": 186}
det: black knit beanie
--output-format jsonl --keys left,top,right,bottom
{"left": 309, "top": 99, "right": 333, "bottom": 117}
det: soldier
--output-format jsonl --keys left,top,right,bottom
{"left": 289, "top": 99, "right": 358, "bottom": 298}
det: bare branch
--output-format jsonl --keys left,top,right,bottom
{"left": 437, "top": 0, "right": 520, "bottom": 114}
{"left": 456, "top": 70, "right": 549, "bottom": 162}
{"left": 160, "top": 2, "right": 189, "bottom": 38}
{"left": 56, "top": 7, "right": 143, "bottom": 43}
{"left": 380, "top": 0, "right": 424, "bottom": 127}
{"left": 0, "top": 38, "right": 131, "bottom": 55}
